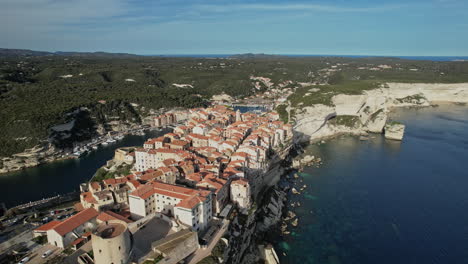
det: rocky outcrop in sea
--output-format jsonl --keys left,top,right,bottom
{"left": 293, "top": 82, "right": 468, "bottom": 143}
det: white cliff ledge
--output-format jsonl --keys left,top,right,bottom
{"left": 384, "top": 123, "right": 406, "bottom": 141}
{"left": 293, "top": 82, "right": 468, "bottom": 143}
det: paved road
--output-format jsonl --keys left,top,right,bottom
{"left": 187, "top": 219, "right": 230, "bottom": 264}
{"left": 0, "top": 229, "right": 34, "bottom": 253}
{"left": 27, "top": 244, "right": 61, "bottom": 264}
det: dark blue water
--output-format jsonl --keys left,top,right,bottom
{"left": 147, "top": 54, "right": 468, "bottom": 61}
{"left": 277, "top": 105, "right": 468, "bottom": 264}
{"left": 0, "top": 129, "right": 169, "bottom": 208}
{"left": 233, "top": 106, "right": 267, "bottom": 113}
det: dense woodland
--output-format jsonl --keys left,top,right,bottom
{"left": 1, "top": 51, "right": 468, "bottom": 156}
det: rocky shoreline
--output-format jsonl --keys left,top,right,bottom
{"left": 293, "top": 82, "right": 468, "bottom": 144}
{"left": 0, "top": 123, "right": 149, "bottom": 175}
{"left": 219, "top": 141, "right": 324, "bottom": 263}
{"left": 221, "top": 83, "right": 468, "bottom": 263}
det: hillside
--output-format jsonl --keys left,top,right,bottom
{"left": 1, "top": 50, "right": 468, "bottom": 158}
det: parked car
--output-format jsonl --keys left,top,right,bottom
{"left": 42, "top": 250, "right": 53, "bottom": 258}
{"left": 18, "top": 257, "right": 30, "bottom": 264}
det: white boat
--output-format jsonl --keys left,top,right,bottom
{"left": 101, "top": 141, "right": 108, "bottom": 146}
{"left": 92, "top": 145, "right": 98, "bottom": 150}
{"left": 73, "top": 151, "right": 84, "bottom": 157}
{"left": 107, "top": 138, "right": 116, "bottom": 143}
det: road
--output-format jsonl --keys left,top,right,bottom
{"left": 27, "top": 244, "right": 61, "bottom": 264}
{"left": 0, "top": 229, "right": 34, "bottom": 253}
{"left": 186, "top": 219, "right": 230, "bottom": 264}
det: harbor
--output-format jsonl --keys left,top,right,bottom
{"left": 0, "top": 129, "right": 171, "bottom": 208}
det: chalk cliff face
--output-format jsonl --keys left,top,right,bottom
{"left": 385, "top": 123, "right": 406, "bottom": 141}
{"left": 293, "top": 83, "right": 468, "bottom": 142}
{"left": 293, "top": 105, "right": 336, "bottom": 142}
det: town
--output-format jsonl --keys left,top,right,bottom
{"left": 25, "top": 105, "right": 292, "bottom": 264}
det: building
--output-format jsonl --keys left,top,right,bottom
{"left": 230, "top": 178, "right": 251, "bottom": 210}
{"left": 92, "top": 220, "right": 133, "bottom": 264}
{"left": 114, "top": 148, "right": 135, "bottom": 163}
{"left": 196, "top": 174, "right": 229, "bottom": 215}
{"left": 129, "top": 182, "right": 212, "bottom": 231}
{"left": 33, "top": 220, "right": 61, "bottom": 238}
{"left": 188, "top": 133, "right": 209, "bottom": 148}
{"left": 44, "top": 208, "right": 99, "bottom": 248}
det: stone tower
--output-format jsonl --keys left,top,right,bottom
{"left": 236, "top": 109, "right": 242, "bottom": 122}
{"left": 92, "top": 220, "right": 133, "bottom": 264}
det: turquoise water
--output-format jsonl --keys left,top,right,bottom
{"left": 277, "top": 105, "right": 468, "bottom": 264}
{"left": 0, "top": 129, "right": 170, "bottom": 208}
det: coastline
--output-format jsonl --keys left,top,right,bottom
{"left": 0, "top": 124, "right": 156, "bottom": 175}
{"left": 273, "top": 104, "right": 468, "bottom": 263}
{"left": 292, "top": 82, "right": 468, "bottom": 145}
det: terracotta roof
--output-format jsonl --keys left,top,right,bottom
{"left": 156, "top": 148, "right": 186, "bottom": 154}
{"left": 176, "top": 195, "right": 204, "bottom": 209}
{"left": 53, "top": 208, "right": 98, "bottom": 236}
{"left": 197, "top": 174, "right": 227, "bottom": 193}
{"left": 90, "top": 182, "right": 101, "bottom": 190}
{"left": 71, "top": 237, "right": 85, "bottom": 246}
{"left": 74, "top": 202, "right": 84, "bottom": 211}
{"left": 158, "top": 166, "right": 171, "bottom": 173}
{"left": 188, "top": 133, "right": 209, "bottom": 140}
{"left": 209, "top": 135, "right": 223, "bottom": 142}
{"left": 130, "top": 181, "right": 209, "bottom": 204}
{"left": 232, "top": 177, "right": 249, "bottom": 186}
{"left": 171, "top": 140, "right": 189, "bottom": 146}
{"left": 81, "top": 192, "right": 98, "bottom": 204}
{"left": 186, "top": 172, "right": 203, "bottom": 182}
{"left": 222, "top": 141, "right": 236, "bottom": 147}
{"left": 97, "top": 211, "right": 133, "bottom": 223}
{"left": 140, "top": 171, "right": 163, "bottom": 182}
{"left": 233, "top": 152, "right": 249, "bottom": 158}
{"left": 34, "top": 220, "right": 61, "bottom": 232}
{"left": 127, "top": 180, "right": 141, "bottom": 189}
{"left": 103, "top": 178, "right": 127, "bottom": 186}
{"left": 130, "top": 184, "right": 156, "bottom": 199}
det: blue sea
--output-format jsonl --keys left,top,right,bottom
{"left": 147, "top": 54, "right": 468, "bottom": 61}
{"left": 276, "top": 105, "right": 468, "bottom": 264}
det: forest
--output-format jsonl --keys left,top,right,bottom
{"left": 1, "top": 51, "right": 468, "bottom": 156}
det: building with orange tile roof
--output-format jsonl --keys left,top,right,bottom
{"left": 33, "top": 220, "right": 61, "bottom": 238}
{"left": 46, "top": 208, "right": 99, "bottom": 248}
{"left": 96, "top": 211, "right": 133, "bottom": 224}
{"left": 231, "top": 178, "right": 251, "bottom": 210}
{"left": 129, "top": 181, "right": 212, "bottom": 231}
{"left": 196, "top": 174, "right": 229, "bottom": 215}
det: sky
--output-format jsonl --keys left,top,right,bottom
{"left": 1, "top": 0, "right": 468, "bottom": 56}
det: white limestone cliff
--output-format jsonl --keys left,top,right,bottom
{"left": 385, "top": 123, "right": 406, "bottom": 141}
{"left": 293, "top": 82, "right": 468, "bottom": 143}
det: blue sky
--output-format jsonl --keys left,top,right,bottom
{"left": 1, "top": 0, "right": 467, "bottom": 55}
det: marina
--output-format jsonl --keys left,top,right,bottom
{"left": 0, "top": 129, "right": 171, "bottom": 208}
